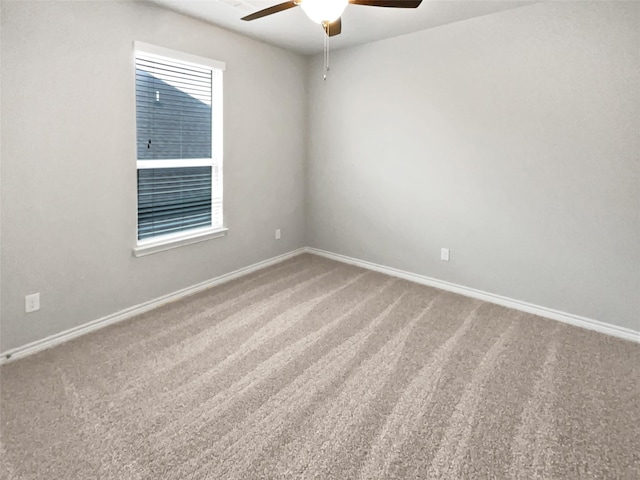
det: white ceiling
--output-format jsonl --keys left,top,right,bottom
{"left": 150, "top": 0, "right": 537, "bottom": 55}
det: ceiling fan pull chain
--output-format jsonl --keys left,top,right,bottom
{"left": 327, "top": 25, "right": 330, "bottom": 72}
{"left": 323, "top": 21, "right": 330, "bottom": 80}
{"left": 323, "top": 24, "right": 328, "bottom": 80}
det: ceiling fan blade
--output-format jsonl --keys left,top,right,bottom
{"left": 241, "top": 1, "right": 298, "bottom": 21}
{"left": 349, "top": 0, "right": 422, "bottom": 7}
{"left": 323, "top": 17, "right": 342, "bottom": 37}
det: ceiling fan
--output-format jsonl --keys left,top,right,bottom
{"left": 241, "top": 0, "right": 424, "bottom": 38}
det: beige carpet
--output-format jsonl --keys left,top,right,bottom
{"left": 1, "top": 254, "right": 638, "bottom": 479}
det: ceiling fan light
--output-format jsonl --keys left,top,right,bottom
{"left": 300, "top": 0, "right": 348, "bottom": 24}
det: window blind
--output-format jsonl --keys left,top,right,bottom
{"left": 135, "top": 55, "right": 213, "bottom": 160}
{"left": 138, "top": 167, "right": 215, "bottom": 240}
{"left": 134, "top": 47, "right": 223, "bottom": 242}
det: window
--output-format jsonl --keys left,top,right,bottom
{"left": 134, "top": 42, "right": 225, "bottom": 255}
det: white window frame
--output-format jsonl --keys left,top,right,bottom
{"left": 132, "top": 42, "right": 226, "bottom": 257}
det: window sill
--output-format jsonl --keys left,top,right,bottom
{"left": 133, "top": 227, "right": 228, "bottom": 257}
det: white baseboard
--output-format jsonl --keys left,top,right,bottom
{"left": 305, "top": 247, "right": 639, "bottom": 344}
{"left": 2, "top": 245, "right": 637, "bottom": 365}
{"left": 0, "top": 248, "right": 307, "bottom": 365}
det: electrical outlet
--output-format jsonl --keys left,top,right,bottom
{"left": 25, "top": 293, "right": 40, "bottom": 313}
{"left": 441, "top": 248, "right": 450, "bottom": 262}
{"left": 275, "top": 229, "right": 281, "bottom": 240}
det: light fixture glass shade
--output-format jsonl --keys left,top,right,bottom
{"left": 300, "top": 0, "right": 348, "bottom": 24}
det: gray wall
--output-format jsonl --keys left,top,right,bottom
{"left": 0, "top": 1, "right": 307, "bottom": 352}
{"left": 307, "top": 1, "right": 640, "bottom": 332}
{"left": 2, "top": 0, "right": 638, "bottom": 353}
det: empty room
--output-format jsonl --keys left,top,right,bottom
{"left": 1, "top": 0, "right": 638, "bottom": 478}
